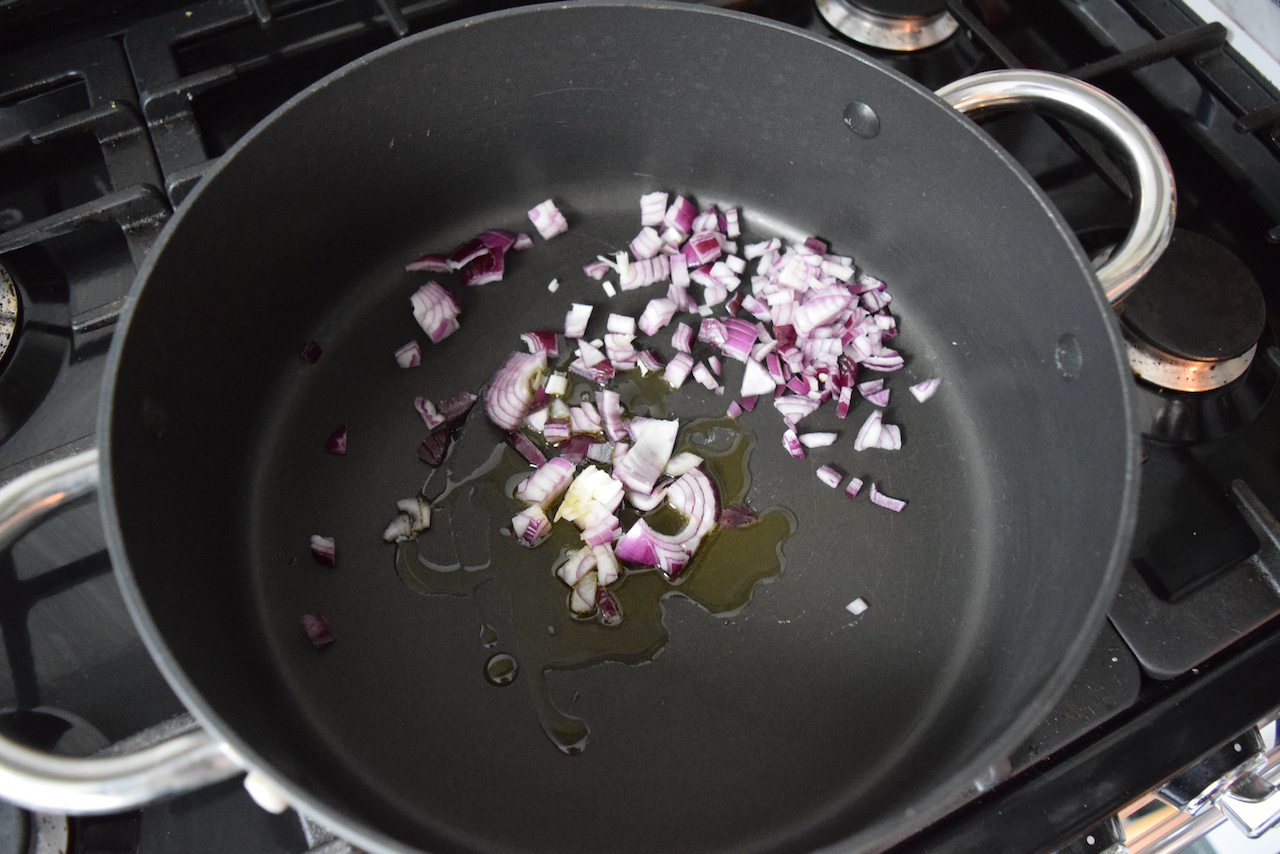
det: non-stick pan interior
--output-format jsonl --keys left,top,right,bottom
{"left": 102, "top": 4, "right": 1137, "bottom": 853}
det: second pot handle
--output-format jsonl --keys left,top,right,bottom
{"left": 936, "top": 69, "right": 1176, "bottom": 304}
{"left": 0, "top": 450, "right": 244, "bottom": 813}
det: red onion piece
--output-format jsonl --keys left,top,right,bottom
{"left": 637, "top": 350, "right": 666, "bottom": 374}
{"left": 594, "top": 544, "right": 621, "bottom": 586}
{"left": 846, "top": 597, "right": 869, "bottom": 616}
{"left": 528, "top": 199, "right": 569, "bottom": 239}
{"left": 324, "top": 424, "right": 347, "bottom": 455}
{"left": 447, "top": 237, "right": 488, "bottom": 270}
{"left": 663, "top": 196, "right": 696, "bottom": 235}
{"left": 782, "top": 429, "right": 805, "bottom": 460}
{"left": 640, "top": 191, "right": 668, "bottom": 227}
{"left": 815, "top": 465, "right": 842, "bottom": 488}
{"left": 671, "top": 322, "right": 694, "bottom": 354}
{"left": 613, "top": 417, "right": 679, "bottom": 494}
{"left": 869, "top": 483, "right": 907, "bottom": 512}
{"left": 583, "top": 260, "right": 610, "bottom": 281}
{"left": 631, "top": 227, "right": 664, "bottom": 260}
{"left": 565, "top": 303, "right": 593, "bottom": 339}
{"left": 800, "top": 432, "right": 838, "bottom": 448}
{"left": 515, "top": 457, "right": 576, "bottom": 507}
{"left": 483, "top": 350, "right": 547, "bottom": 431}
{"left": 557, "top": 434, "right": 598, "bottom": 464}
{"left": 460, "top": 249, "right": 504, "bottom": 286}
{"left": 865, "top": 388, "right": 890, "bottom": 407}
{"left": 570, "top": 572, "right": 599, "bottom": 614}
{"left": 596, "top": 589, "right": 623, "bottom": 626}
{"left": 410, "top": 281, "right": 461, "bottom": 343}
{"left": 513, "top": 233, "right": 534, "bottom": 251}
{"left": 521, "top": 330, "right": 559, "bottom": 356}
{"left": 301, "top": 613, "right": 335, "bottom": 648}
{"left": 663, "top": 352, "right": 694, "bottom": 388}
{"left": 512, "top": 505, "right": 553, "bottom": 548}
{"left": 405, "top": 252, "right": 451, "bottom": 273}
{"left": 301, "top": 340, "right": 323, "bottom": 363}
{"left": 638, "top": 298, "right": 678, "bottom": 336}
{"left": 910, "top": 378, "right": 941, "bottom": 402}
{"left": 835, "top": 386, "right": 853, "bottom": 419}
{"left": 310, "top": 535, "right": 335, "bottom": 567}
{"left": 557, "top": 548, "right": 597, "bottom": 586}
{"left": 395, "top": 340, "right": 421, "bottom": 368}
{"left": 853, "top": 409, "right": 883, "bottom": 451}
{"left": 844, "top": 477, "right": 864, "bottom": 499}
{"left": 718, "top": 503, "right": 757, "bottom": 528}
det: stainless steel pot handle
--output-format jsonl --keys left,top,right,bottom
{"left": 936, "top": 69, "right": 1176, "bottom": 304}
{"left": 0, "top": 449, "right": 244, "bottom": 814}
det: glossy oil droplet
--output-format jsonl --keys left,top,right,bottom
{"left": 484, "top": 653, "right": 519, "bottom": 686}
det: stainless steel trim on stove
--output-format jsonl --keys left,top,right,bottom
{"left": 936, "top": 70, "right": 1176, "bottom": 304}
{"left": 0, "top": 449, "right": 245, "bottom": 814}
{"left": 814, "top": 0, "right": 958, "bottom": 50}
{"left": 1123, "top": 327, "right": 1257, "bottom": 391}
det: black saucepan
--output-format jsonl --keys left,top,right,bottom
{"left": 0, "top": 3, "right": 1173, "bottom": 853}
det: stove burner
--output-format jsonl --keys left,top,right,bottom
{"left": 814, "top": 0, "right": 957, "bottom": 51}
{"left": 0, "top": 268, "right": 15, "bottom": 370}
{"left": 1118, "top": 230, "right": 1266, "bottom": 392}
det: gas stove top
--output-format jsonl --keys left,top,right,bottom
{"left": 1, "top": 1, "right": 1278, "bottom": 852}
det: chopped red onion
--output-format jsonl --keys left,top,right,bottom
{"left": 570, "top": 572, "right": 598, "bottom": 614}
{"left": 800, "top": 432, "right": 838, "bottom": 448}
{"left": 395, "top": 340, "right": 421, "bottom": 368}
{"left": 522, "top": 330, "right": 558, "bottom": 355}
{"left": 310, "top": 535, "right": 335, "bottom": 567}
{"left": 835, "top": 386, "right": 853, "bottom": 419}
{"left": 301, "top": 613, "right": 335, "bottom": 648}
{"left": 513, "top": 233, "right": 534, "bottom": 251}
{"left": 507, "top": 431, "right": 548, "bottom": 466}
{"left": 910, "top": 378, "right": 941, "bottom": 402}
{"left": 844, "top": 477, "right": 864, "bottom": 499}
{"left": 638, "top": 297, "right": 677, "bottom": 336}
{"left": 718, "top": 503, "right": 756, "bottom": 527}
{"left": 613, "top": 417, "right": 679, "bottom": 494}
{"left": 565, "top": 303, "right": 593, "bottom": 339}
{"left": 583, "top": 260, "right": 610, "bottom": 281}
{"left": 664, "top": 451, "right": 703, "bottom": 476}
{"left": 664, "top": 352, "right": 694, "bottom": 388}
{"left": 324, "top": 424, "right": 347, "bottom": 455}
{"left": 857, "top": 378, "right": 885, "bottom": 398}
{"left": 691, "top": 361, "right": 717, "bottom": 391}
{"left": 414, "top": 396, "right": 446, "bottom": 430}
{"left": 663, "top": 196, "right": 696, "bottom": 235}
{"left": 853, "top": 409, "right": 883, "bottom": 451}
{"left": 782, "top": 429, "right": 805, "bottom": 459}
{"left": 483, "top": 350, "right": 547, "bottom": 431}
{"left": 528, "top": 199, "right": 569, "bottom": 240}
{"left": 877, "top": 423, "right": 902, "bottom": 451}
{"left": 846, "top": 597, "right": 869, "bottom": 616}
{"left": 869, "top": 483, "right": 907, "bottom": 512}
{"left": 637, "top": 350, "right": 666, "bottom": 374}
{"left": 459, "top": 248, "right": 505, "bottom": 287}
{"left": 447, "top": 237, "right": 488, "bottom": 270}
{"left": 405, "top": 252, "right": 451, "bottom": 273}
{"left": 513, "top": 505, "right": 553, "bottom": 547}
{"left": 640, "top": 191, "right": 668, "bottom": 227}
{"left": 773, "top": 394, "right": 820, "bottom": 427}
{"left": 596, "top": 589, "right": 623, "bottom": 626}
{"left": 865, "top": 388, "right": 891, "bottom": 407}
{"left": 410, "top": 281, "right": 461, "bottom": 343}
{"left": 439, "top": 391, "right": 478, "bottom": 422}
{"left": 557, "top": 434, "right": 599, "bottom": 464}
{"left": 815, "top": 465, "right": 842, "bottom": 488}
{"left": 516, "top": 457, "right": 576, "bottom": 507}
{"left": 557, "top": 547, "right": 597, "bottom": 586}
{"left": 630, "top": 227, "right": 664, "bottom": 260}
{"left": 594, "top": 544, "right": 621, "bottom": 586}
{"left": 395, "top": 497, "right": 433, "bottom": 533}
{"left": 671, "top": 322, "right": 694, "bottom": 354}
{"left": 301, "top": 340, "right": 322, "bottom": 363}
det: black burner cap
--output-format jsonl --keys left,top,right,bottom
{"left": 1120, "top": 230, "right": 1265, "bottom": 361}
